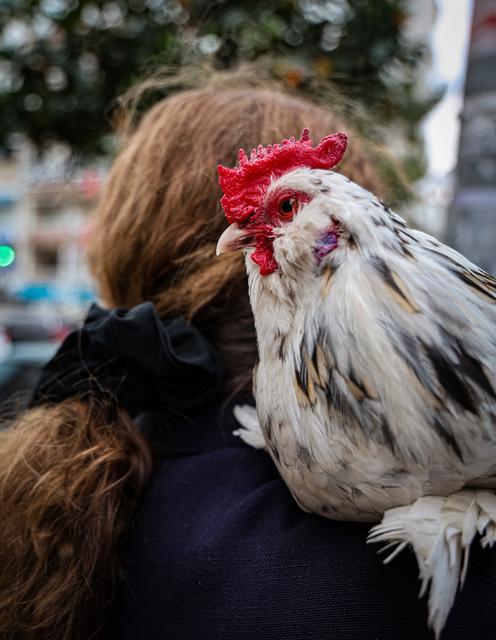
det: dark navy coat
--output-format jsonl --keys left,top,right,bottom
{"left": 110, "top": 395, "right": 496, "bottom": 639}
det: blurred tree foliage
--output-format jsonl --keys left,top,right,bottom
{"left": 0, "top": 0, "right": 438, "bottom": 174}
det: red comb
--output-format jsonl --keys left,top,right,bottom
{"left": 218, "top": 129, "right": 347, "bottom": 224}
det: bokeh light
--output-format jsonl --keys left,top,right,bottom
{"left": 0, "top": 245, "right": 16, "bottom": 268}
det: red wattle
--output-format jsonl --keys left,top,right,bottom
{"left": 251, "top": 244, "right": 278, "bottom": 275}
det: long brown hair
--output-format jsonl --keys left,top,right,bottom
{"left": 0, "top": 72, "right": 386, "bottom": 639}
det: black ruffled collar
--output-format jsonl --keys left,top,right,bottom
{"left": 31, "top": 302, "right": 225, "bottom": 418}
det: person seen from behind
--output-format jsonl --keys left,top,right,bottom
{"left": 0, "top": 68, "right": 495, "bottom": 640}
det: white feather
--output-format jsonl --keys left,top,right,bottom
{"left": 233, "top": 404, "right": 267, "bottom": 450}
{"left": 368, "top": 490, "right": 496, "bottom": 638}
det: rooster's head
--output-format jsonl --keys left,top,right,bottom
{"left": 216, "top": 129, "right": 348, "bottom": 276}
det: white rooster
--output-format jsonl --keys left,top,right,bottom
{"left": 216, "top": 129, "right": 496, "bottom": 638}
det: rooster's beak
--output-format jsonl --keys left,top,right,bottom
{"left": 216, "top": 223, "right": 254, "bottom": 256}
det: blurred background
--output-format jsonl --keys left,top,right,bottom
{"left": 0, "top": 0, "right": 493, "bottom": 405}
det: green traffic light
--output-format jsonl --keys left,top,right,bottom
{"left": 0, "top": 245, "right": 16, "bottom": 268}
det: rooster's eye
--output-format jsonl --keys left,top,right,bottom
{"left": 278, "top": 197, "right": 298, "bottom": 220}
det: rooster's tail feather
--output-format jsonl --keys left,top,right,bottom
{"left": 367, "top": 490, "right": 496, "bottom": 639}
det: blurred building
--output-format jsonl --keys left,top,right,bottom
{"left": 0, "top": 150, "right": 28, "bottom": 289}
{"left": 0, "top": 145, "right": 99, "bottom": 310}
{"left": 449, "top": 0, "right": 496, "bottom": 273}
{"left": 0, "top": 152, "right": 22, "bottom": 275}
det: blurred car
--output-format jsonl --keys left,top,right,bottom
{"left": 0, "top": 340, "right": 60, "bottom": 412}
{"left": 0, "top": 305, "right": 73, "bottom": 343}
{"left": 0, "top": 305, "right": 72, "bottom": 414}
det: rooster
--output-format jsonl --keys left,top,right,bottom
{"left": 216, "top": 129, "right": 496, "bottom": 638}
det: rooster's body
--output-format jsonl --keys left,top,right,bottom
{"left": 216, "top": 131, "right": 496, "bottom": 636}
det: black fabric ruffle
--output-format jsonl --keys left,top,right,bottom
{"left": 31, "top": 302, "right": 224, "bottom": 417}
